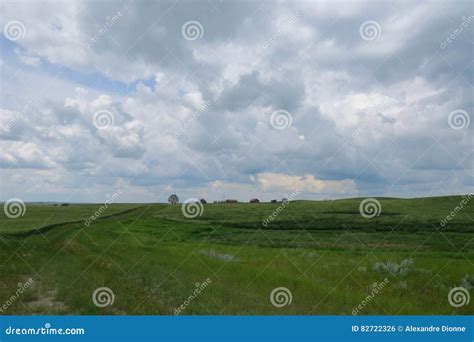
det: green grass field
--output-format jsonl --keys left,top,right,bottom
{"left": 0, "top": 196, "right": 472, "bottom": 315}
{"left": 0, "top": 204, "right": 144, "bottom": 234}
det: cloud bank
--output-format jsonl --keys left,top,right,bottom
{"left": 0, "top": 0, "right": 472, "bottom": 202}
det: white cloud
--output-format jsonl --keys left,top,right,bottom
{"left": 256, "top": 173, "right": 357, "bottom": 194}
{"left": 0, "top": 141, "right": 54, "bottom": 169}
{"left": 14, "top": 48, "right": 42, "bottom": 66}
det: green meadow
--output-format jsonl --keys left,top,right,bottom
{"left": 0, "top": 196, "right": 472, "bottom": 315}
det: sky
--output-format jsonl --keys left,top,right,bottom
{"left": 0, "top": 0, "right": 472, "bottom": 203}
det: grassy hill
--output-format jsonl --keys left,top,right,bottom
{"left": 0, "top": 203, "right": 145, "bottom": 234}
{"left": 0, "top": 196, "right": 472, "bottom": 315}
{"left": 157, "top": 196, "right": 474, "bottom": 232}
